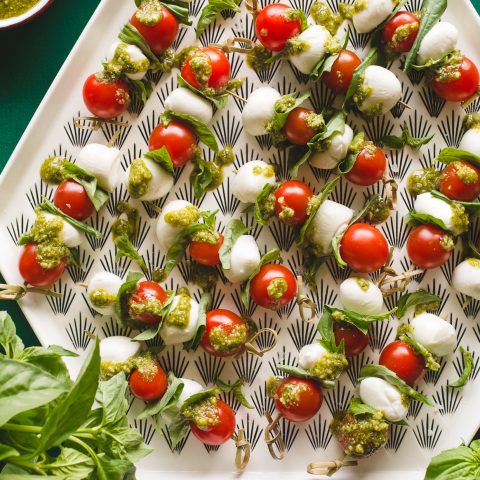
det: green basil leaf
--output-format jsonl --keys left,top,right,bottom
{"left": 0, "top": 446, "right": 19, "bottom": 463}
{"left": 264, "top": 49, "right": 286, "bottom": 65}
{"left": 0, "top": 312, "right": 24, "bottom": 359}
{"left": 349, "top": 397, "right": 378, "bottom": 416}
{"left": 380, "top": 135, "right": 406, "bottom": 150}
{"left": 405, "top": 210, "right": 450, "bottom": 232}
{"left": 302, "top": 252, "right": 327, "bottom": 289}
{"left": 95, "top": 372, "right": 129, "bottom": 426}
{"left": 114, "top": 234, "right": 147, "bottom": 273}
{"left": 398, "top": 328, "right": 440, "bottom": 372}
{"left": 450, "top": 347, "right": 473, "bottom": 389}
{"left": 113, "top": 272, "right": 144, "bottom": 327}
{"left": 254, "top": 182, "right": 276, "bottom": 226}
{"left": 46, "top": 447, "right": 95, "bottom": 478}
{"left": 181, "top": 388, "right": 220, "bottom": 412}
{"left": 196, "top": 0, "right": 241, "bottom": 36}
{"left": 316, "top": 308, "right": 339, "bottom": 353}
{"left": 380, "top": 123, "right": 434, "bottom": 150}
{"left": 216, "top": 378, "right": 254, "bottom": 409}
{"left": 167, "top": 414, "right": 189, "bottom": 449}
{"left": 132, "top": 292, "right": 175, "bottom": 341}
{"left": 337, "top": 132, "right": 366, "bottom": 175}
{"left": 191, "top": 157, "right": 220, "bottom": 199}
{"left": 219, "top": 219, "right": 250, "bottom": 270}
{"left": 436, "top": 148, "right": 480, "bottom": 168}
{"left": 288, "top": 145, "right": 311, "bottom": 179}
{"left": 144, "top": 147, "right": 174, "bottom": 175}
{"left": 396, "top": 290, "right": 441, "bottom": 318}
{"left": 119, "top": 22, "right": 162, "bottom": 70}
{"left": 431, "top": 189, "right": 480, "bottom": 214}
{"left": 0, "top": 475, "right": 65, "bottom": 479}
{"left": 184, "top": 292, "right": 212, "bottom": 351}
{"left": 125, "top": 77, "right": 154, "bottom": 108}
{"left": 276, "top": 364, "right": 335, "bottom": 389}
{"left": 177, "top": 74, "right": 228, "bottom": 109}
{"left": 160, "top": 1, "right": 191, "bottom": 25}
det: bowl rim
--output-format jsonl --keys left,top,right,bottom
{"left": 0, "top": 0, "right": 53, "bottom": 29}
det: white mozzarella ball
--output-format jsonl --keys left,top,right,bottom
{"left": 242, "top": 86, "right": 281, "bottom": 136}
{"left": 339, "top": 277, "right": 384, "bottom": 315}
{"left": 459, "top": 128, "right": 480, "bottom": 158}
{"left": 298, "top": 343, "right": 329, "bottom": 370}
{"left": 352, "top": 0, "right": 396, "bottom": 34}
{"left": 358, "top": 66, "right": 402, "bottom": 116}
{"left": 87, "top": 271, "right": 123, "bottom": 315}
{"left": 417, "top": 22, "right": 458, "bottom": 66}
{"left": 76, "top": 143, "right": 121, "bottom": 193}
{"left": 161, "top": 378, "right": 204, "bottom": 422}
{"left": 108, "top": 41, "right": 149, "bottom": 80}
{"left": 410, "top": 312, "right": 456, "bottom": 357}
{"left": 307, "top": 199, "right": 354, "bottom": 255}
{"left": 42, "top": 213, "right": 82, "bottom": 248}
{"left": 231, "top": 160, "right": 276, "bottom": 204}
{"left": 164, "top": 87, "right": 214, "bottom": 124}
{"left": 127, "top": 158, "right": 173, "bottom": 202}
{"left": 223, "top": 235, "right": 261, "bottom": 283}
{"left": 309, "top": 124, "right": 354, "bottom": 169}
{"left": 289, "top": 25, "right": 331, "bottom": 74}
{"left": 156, "top": 200, "right": 196, "bottom": 251}
{"left": 452, "top": 259, "right": 480, "bottom": 301}
{"left": 160, "top": 295, "right": 200, "bottom": 345}
{"left": 100, "top": 336, "right": 140, "bottom": 363}
{"left": 359, "top": 377, "right": 408, "bottom": 422}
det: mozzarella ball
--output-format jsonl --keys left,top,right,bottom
{"left": 452, "top": 258, "right": 480, "bottom": 300}
{"left": 100, "top": 336, "right": 140, "bottom": 363}
{"left": 160, "top": 295, "right": 200, "bottom": 345}
{"left": 309, "top": 124, "right": 354, "bottom": 169}
{"left": 417, "top": 22, "right": 458, "bottom": 66}
{"left": 76, "top": 143, "right": 121, "bottom": 193}
{"left": 358, "top": 66, "right": 402, "bottom": 116}
{"left": 459, "top": 128, "right": 480, "bottom": 158}
{"left": 231, "top": 160, "right": 276, "bottom": 204}
{"left": 298, "top": 343, "right": 329, "bottom": 370}
{"left": 108, "top": 41, "right": 149, "bottom": 80}
{"left": 163, "top": 87, "right": 214, "bottom": 125}
{"left": 410, "top": 312, "right": 456, "bottom": 357}
{"left": 242, "top": 86, "right": 281, "bottom": 136}
{"left": 306, "top": 199, "right": 354, "bottom": 256}
{"left": 127, "top": 157, "right": 173, "bottom": 201}
{"left": 223, "top": 235, "right": 261, "bottom": 283}
{"left": 87, "top": 271, "right": 123, "bottom": 315}
{"left": 156, "top": 200, "right": 197, "bottom": 251}
{"left": 41, "top": 213, "right": 82, "bottom": 248}
{"left": 352, "top": 0, "right": 396, "bottom": 34}
{"left": 289, "top": 25, "right": 331, "bottom": 74}
{"left": 339, "top": 277, "right": 384, "bottom": 315}
{"left": 359, "top": 377, "right": 408, "bottom": 422}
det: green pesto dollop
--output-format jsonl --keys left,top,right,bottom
{"left": 188, "top": 50, "right": 212, "bottom": 86}
{"left": 165, "top": 291, "right": 191, "bottom": 329}
{"left": 105, "top": 42, "right": 149, "bottom": 79}
{"left": 276, "top": 196, "right": 295, "bottom": 221}
{"left": 191, "top": 229, "right": 219, "bottom": 245}
{"left": 366, "top": 196, "right": 391, "bottom": 224}
{"left": 407, "top": 168, "right": 441, "bottom": 196}
{"left": 338, "top": 0, "right": 368, "bottom": 20}
{"left": 226, "top": 78, "right": 244, "bottom": 92}
{"left": 267, "top": 376, "right": 282, "bottom": 398}
{"left": 0, "top": 0, "right": 40, "bottom": 19}
{"left": 311, "top": 1, "right": 344, "bottom": 35}
{"left": 452, "top": 161, "right": 479, "bottom": 184}
{"left": 182, "top": 395, "right": 220, "bottom": 427}
{"left": 135, "top": 0, "right": 162, "bottom": 26}
{"left": 128, "top": 296, "right": 165, "bottom": 319}
{"left": 209, "top": 324, "right": 248, "bottom": 353}
{"left": 275, "top": 94, "right": 296, "bottom": 114}
{"left": 112, "top": 202, "right": 138, "bottom": 240}
{"left": 354, "top": 277, "right": 370, "bottom": 291}
{"left": 451, "top": 202, "right": 469, "bottom": 234}
{"left": 463, "top": 113, "right": 480, "bottom": 131}
{"left": 128, "top": 158, "right": 152, "bottom": 199}
{"left": 309, "top": 350, "right": 348, "bottom": 381}
{"left": 215, "top": 145, "right": 235, "bottom": 166}
{"left": 267, "top": 278, "right": 288, "bottom": 301}
{"left": 282, "top": 8, "right": 301, "bottom": 22}
{"left": 164, "top": 205, "right": 200, "bottom": 227}
{"left": 246, "top": 44, "right": 272, "bottom": 71}
{"left": 252, "top": 164, "right": 275, "bottom": 177}
{"left": 40, "top": 156, "right": 69, "bottom": 184}
{"left": 190, "top": 263, "right": 218, "bottom": 290}
{"left": 439, "top": 233, "right": 455, "bottom": 251}
{"left": 433, "top": 50, "right": 463, "bottom": 82}
{"left": 278, "top": 381, "right": 308, "bottom": 408}
{"left": 36, "top": 241, "right": 70, "bottom": 270}
{"left": 389, "top": 21, "right": 419, "bottom": 50}
{"left": 305, "top": 112, "right": 325, "bottom": 132}
{"left": 89, "top": 288, "right": 117, "bottom": 308}
{"left": 285, "top": 37, "right": 311, "bottom": 57}
{"left": 467, "top": 258, "right": 480, "bottom": 268}
{"left": 100, "top": 352, "right": 157, "bottom": 381}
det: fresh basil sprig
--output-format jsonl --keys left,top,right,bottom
{"left": 276, "top": 364, "right": 336, "bottom": 389}
{"left": 450, "top": 347, "right": 473, "bottom": 389}
{"left": 177, "top": 74, "right": 228, "bottom": 109}
{"left": 196, "top": 0, "right": 241, "bottom": 36}
{"left": 380, "top": 123, "right": 434, "bottom": 150}
{"left": 317, "top": 307, "right": 344, "bottom": 354}
{"left": 436, "top": 147, "right": 480, "bottom": 168}
{"left": 396, "top": 290, "right": 441, "bottom": 318}
{"left": 405, "top": 210, "right": 450, "bottom": 232}
{"left": 184, "top": 292, "right": 212, "bottom": 351}
{"left": 125, "top": 76, "right": 154, "bottom": 108}
{"left": 219, "top": 219, "right": 250, "bottom": 270}
{"left": 191, "top": 156, "right": 222, "bottom": 199}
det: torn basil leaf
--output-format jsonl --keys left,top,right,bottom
{"left": 219, "top": 219, "right": 250, "bottom": 270}
{"left": 450, "top": 347, "right": 473, "bottom": 389}
{"left": 396, "top": 290, "right": 441, "bottom": 318}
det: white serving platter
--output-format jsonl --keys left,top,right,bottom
{"left": 1, "top": 0, "right": 480, "bottom": 478}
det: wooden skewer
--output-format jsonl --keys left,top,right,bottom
{"left": 225, "top": 89, "right": 248, "bottom": 104}
{"left": 307, "top": 453, "right": 358, "bottom": 476}
{"left": 74, "top": 116, "right": 129, "bottom": 131}
{"left": 0, "top": 283, "right": 62, "bottom": 300}
{"left": 263, "top": 411, "right": 286, "bottom": 460}
{"left": 296, "top": 276, "right": 318, "bottom": 323}
{"left": 233, "top": 429, "right": 251, "bottom": 470}
{"left": 243, "top": 327, "right": 278, "bottom": 356}
{"left": 245, "top": 0, "right": 258, "bottom": 16}
{"left": 209, "top": 37, "right": 255, "bottom": 54}
{"left": 383, "top": 171, "right": 398, "bottom": 211}
{"left": 397, "top": 100, "right": 412, "bottom": 110}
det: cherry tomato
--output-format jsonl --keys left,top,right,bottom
{"left": 249, "top": 264, "right": 297, "bottom": 310}
{"left": 129, "top": 362, "right": 168, "bottom": 401}
{"left": 322, "top": 49, "right": 362, "bottom": 93}
{"left": 334, "top": 323, "right": 369, "bottom": 357}
{"left": 431, "top": 56, "right": 479, "bottom": 102}
{"left": 53, "top": 180, "right": 95, "bottom": 221}
{"left": 189, "top": 399, "right": 236, "bottom": 445}
{"left": 128, "top": 281, "right": 168, "bottom": 324}
{"left": 340, "top": 223, "right": 389, "bottom": 273}
{"left": 382, "top": 11, "right": 420, "bottom": 53}
{"left": 274, "top": 180, "right": 314, "bottom": 225}
{"left": 255, "top": 3, "right": 302, "bottom": 52}
{"left": 274, "top": 377, "right": 323, "bottom": 422}
{"left": 130, "top": 5, "right": 179, "bottom": 55}
{"left": 283, "top": 107, "right": 318, "bottom": 145}
{"left": 439, "top": 161, "right": 480, "bottom": 202}
{"left": 149, "top": 120, "right": 197, "bottom": 168}
{"left": 379, "top": 340, "right": 426, "bottom": 386}
{"left": 345, "top": 146, "right": 387, "bottom": 186}
{"left": 181, "top": 47, "right": 231, "bottom": 91}
{"left": 200, "top": 309, "right": 248, "bottom": 357}
{"left": 18, "top": 243, "right": 66, "bottom": 288}
{"left": 189, "top": 233, "right": 224, "bottom": 266}
{"left": 82, "top": 73, "right": 129, "bottom": 119}
{"left": 406, "top": 224, "right": 453, "bottom": 270}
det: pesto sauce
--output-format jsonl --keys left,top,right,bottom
{"left": 406, "top": 168, "right": 441, "bottom": 196}
{"left": 209, "top": 324, "right": 248, "bottom": 353}
{"left": 40, "top": 156, "right": 69, "bottom": 184}
{"left": 128, "top": 296, "right": 164, "bottom": 318}
{"left": 165, "top": 292, "right": 191, "bottom": 329}
{"left": 389, "top": 21, "right": 419, "bottom": 50}
{"left": 182, "top": 396, "right": 220, "bottom": 427}
{"left": 135, "top": 0, "right": 162, "bottom": 26}
{"left": 215, "top": 145, "right": 235, "bottom": 166}
{"left": 278, "top": 382, "right": 308, "bottom": 407}
{"left": 112, "top": 202, "right": 139, "bottom": 240}
{"left": 104, "top": 42, "right": 149, "bottom": 80}
{"left": 285, "top": 37, "right": 311, "bottom": 57}
{"left": 468, "top": 258, "right": 480, "bottom": 268}
{"left": 100, "top": 352, "right": 158, "bottom": 381}
{"left": 311, "top": 1, "right": 344, "bottom": 35}
{"left": 452, "top": 161, "right": 478, "bottom": 184}
{"left": 433, "top": 50, "right": 463, "bottom": 82}
{"left": 338, "top": 0, "right": 368, "bottom": 20}
{"left": 252, "top": 164, "right": 275, "bottom": 177}
{"left": 276, "top": 196, "right": 295, "bottom": 222}
{"left": 164, "top": 205, "right": 200, "bottom": 227}
{"left": 0, "top": 0, "right": 40, "bottom": 19}
{"left": 267, "top": 278, "right": 288, "bottom": 301}
{"left": 451, "top": 202, "right": 469, "bottom": 234}
{"left": 366, "top": 196, "right": 391, "bottom": 224}
{"left": 188, "top": 50, "right": 212, "bottom": 86}
{"left": 464, "top": 113, "right": 480, "bottom": 131}
{"left": 128, "top": 158, "right": 152, "bottom": 199}
{"left": 246, "top": 44, "right": 273, "bottom": 72}
{"left": 89, "top": 288, "right": 117, "bottom": 308}
{"left": 354, "top": 277, "right": 370, "bottom": 291}
{"left": 309, "top": 351, "right": 348, "bottom": 381}
{"left": 190, "top": 263, "right": 218, "bottom": 290}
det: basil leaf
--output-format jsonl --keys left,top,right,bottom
{"left": 160, "top": 1, "right": 191, "bottom": 25}
{"left": 316, "top": 308, "right": 341, "bottom": 353}
{"left": 125, "top": 77, "right": 153, "bottom": 108}
{"left": 0, "top": 312, "right": 24, "bottom": 359}
{"left": 113, "top": 272, "right": 144, "bottom": 326}
{"left": 436, "top": 148, "right": 480, "bottom": 168}
{"left": 380, "top": 123, "right": 434, "bottom": 150}
{"left": 276, "top": 365, "right": 335, "bottom": 389}
{"left": 405, "top": 210, "right": 450, "bottom": 232}
{"left": 431, "top": 189, "right": 480, "bottom": 214}
{"left": 114, "top": 234, "right": 147, "bottom": 273}
{"left": 396, "top": 290, "right": 441, "bottom": 318}
{"left": 177, "top": 74, "right": 228, "bottom": 109}
{"left": 349, "top": 397, "right": 378, "bottom": 416}
{"left": 216, "top": 378, "right": 254, "bottom": 409}
{"left": 219, "top": 219, "right": 250, "bottom": 270}
{"left": 288, "top": 145, "right": 310, "bottom": 179}
{"left": 196, "top": 0, "right": 241, "bottom": 36}
{"left": 331, "top": 232, "right": 346, "bottom": 269}
{"left": 184, "top": 292, "right": 212, "bottom": 351}
{"left": 144, "top": 147, "right": 174, "bottom": 175}
{"left": 398, "top": 329, "right": 440, "bottom": 372}
{"left": 132, "top": 292, "right": 175, "bottom": 341}
{"left": 450, "top": 347, "right": 473, "bottom": 389}
{"left": 44, "top": 447, "right": 94, "bottom": 478}
{"left": 119, "top": 23, "right": 162, "bottom": 70}
{"left": 191, "top": 157, "right": 220, "bottom": 199}
{"left": 380, "top": 135, "right": 405, "bottom": 150}
{"left": 336, "top": 132, "right": 365, "bottom": 175}
{"left": 310, "top": 32, "right": 349, "bottom": 81}
{"left": 182, "top": 388, "right": 220, "bottom": 411}
{"left": 167, "top": 414, "right": 190, "bottom": 449}
{"left": 254, "top": 183, "right": 276, "bottom": 226}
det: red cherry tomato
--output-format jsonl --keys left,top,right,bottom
{"left": 322, "top": 49, "right": 362, "bottom": 93}
{"left": 130, "top": 5, "right": 179, "bottom": 55}
{"left": 382, "top": 11, "right": 420, "bottom": 53}
{"left": 406, "top": 224, "right": 453, "bottom": 270}
{"left": 334, "top": 323, "right": 369, "bottom": 357}
{"left": 200, "top": 309, "right": 248, "bottom": 357}
{"left": 274, "top": 377, "right": 323, "bottom": 422}
{"left": 181, "top": 47, "right": 231, "bottom": 91}
{"left": 340, "top": 223, "right": 389, "bottom": 273}
{"left": 439, "top": 161, "right": 480, "bottom": 202}
{"left": 345, "top": 146, "right": 387, "bottom": 186}
{"left": 82, "top": 73, "right": 129, "bottom": 119}
{"left": 255, "top": 3, "right": 302, "bottom": 52}
{"left": 54, "top": 180, "right": 95, "bottom": 221}
{"left": 18, "top": 243, "right": 66, "bottom": 288}
{"left": 379, "top": 340, "right": 426, "bottom": 386}
{"left": 128, "top": 281, "right": 168, "bottom": 324}
{"left": 129, "top": 362, "right": 168, "bottom": 401}
{"left": 274, "top": 180, "right": 314, "bottom": 225}
{"left": 249, "top": 264, "right": 297, "bottom": 310}
{"left": 283, "top": 107, "right": 318, "bottom": 145}
{"left": 149, "top": 120, "right": 197, "bottom": 168}
{"left": 431, "top": 56, "right": 479, "bottom": 102}
{"left": 189, "top": 399, "right": 236, "bottom": 445}
{"left": 189, "top": 233, "right": 224, "bottom": 266}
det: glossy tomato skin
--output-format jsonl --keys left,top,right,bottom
{"left": 406, "top": 224, "right": 453, "bottom": 270}
{"left": 18, "top": 243, "right": 66, "bottom": 288}
{"left": 382, "top": 11, "right": 420, "bottom": 53}
{"left": 255, "top": 3, "right": 302, "bottom": 52}
{"left": 128, "top": 281, "right": 168, "bottom": 324}
{"left": 334, "top": 323, "right": 369, "bottom": 357}
{"left": 130, "top": 5, "right": 178, "bottom": 55}
{"left": 340, "top": 223, "right": 389, "bottom": 273}
{"left": 283, "top": 107, "right": 318, "bottom": 145}
{"left": 250, "top": 264, "right": 297, "bottom": 310}
{"left": 322, "top": 49, "right": 362, "bottom": 93}
{"left": 274, "top": 180, "right": 314, "bottom": 225}
{"left": 345, "top": 147, "right": 387, "bottom": 186}
{"left": 274, "top": 377, "right": 323, "bottom": 422}
{"left": 431, "top": 56, "right": 480, "bottom": 102}
{"left": 190, "top": 400, "right": 236, "bottom": 445}
{"left": 149, "top": 120, "right": 197, "bottom": 168}
{"left": 379, "top": 340, "right": 426, "bottom": 386}
{"left": 189, "top": 233, "right": 224, "bottom": 266}
{"left": 54, "top": 180, "right": 95, "bottom": 221}
{"left": 82, "top": 73, "right": 129, "bottom": 119}
{"left": 129, "top": 363, "right": 168, "bottom": 401}
{"left": 439, "top": 161, "right": 480, "bottom": 202}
